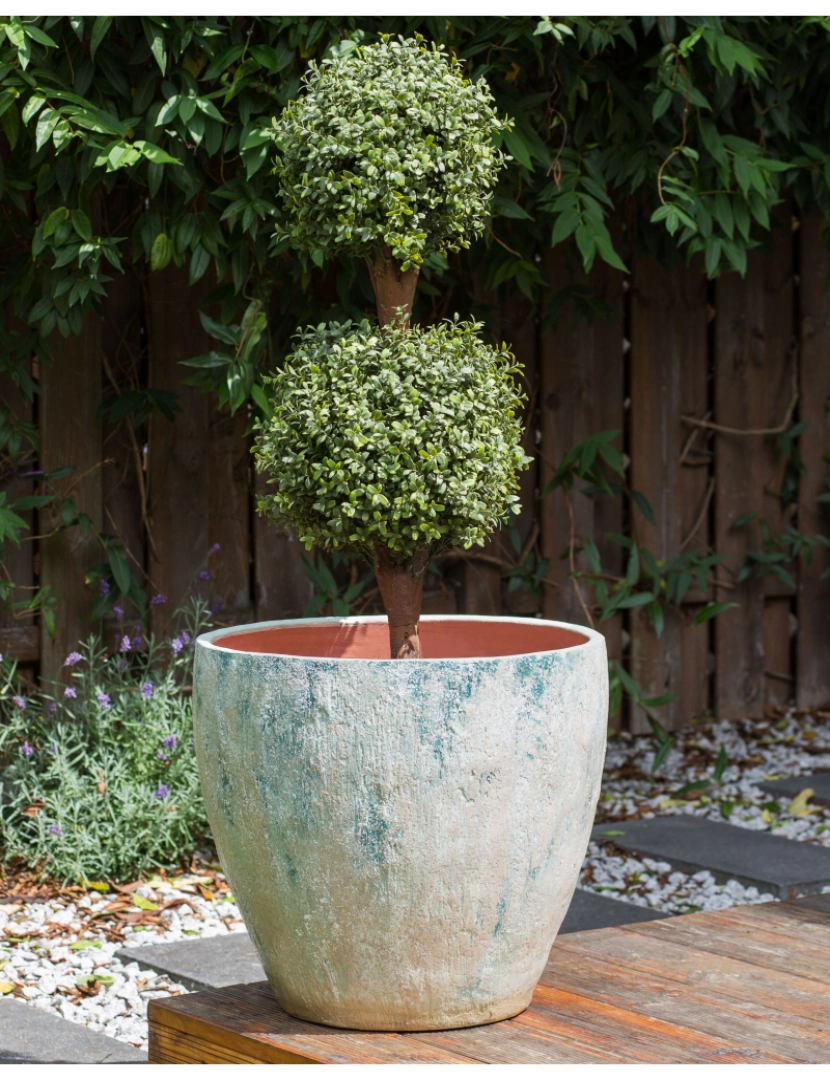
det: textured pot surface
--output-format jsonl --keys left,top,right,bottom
{"left": 193, "top": 615, "right": 607, "bottom": 1031}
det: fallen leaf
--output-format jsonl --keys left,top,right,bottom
{"left": 761, "top": 808, "right": 775, "bottom": 825}
{"left": 68, "top": 939, "right": 102, "bottom": 951}
{"left": 0, "top": 982, "right": 14, "bottom": 995}
{"left": 22, "top": 801, "right": 46, "bottom": 818}
{"left": 788, "top": 788, "right": 817, "bottom": 817}
{"left": 81, "top": 881, "right": 111, "bottom": 893}
{"left": 599, "top": 830, "right": 625, "bottom": 837}
{"left": 76, "top": 973, "right": 114, "bottom": 990}
{"left": 763, "top": 773, "right": 785, "bottom": 781}
{"left": 132, "top": 895, "right": 159, "bottom": 911}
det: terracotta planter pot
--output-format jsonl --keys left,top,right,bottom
{"left": 193, "top": 615, "right": 608, "bottom": 1031}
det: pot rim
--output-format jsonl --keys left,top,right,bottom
{"left": 196, "top": 614, "right": 606, "bottom": 664}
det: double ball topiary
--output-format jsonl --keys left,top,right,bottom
{"left": 256, "top": 35, "right": 529, "bottom": 658}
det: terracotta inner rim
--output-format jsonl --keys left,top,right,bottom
{"left": 214, "top": 620, "right": 589, "bottom": 660}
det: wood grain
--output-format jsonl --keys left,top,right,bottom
{"left": 148, "top": 901, "right": 829, "bottom": 1063}
{"left": 630, "top": 256, "right": 710, "bottom": 732}
{"left": 796, "top": 211, "right": 830, "bottom": 708}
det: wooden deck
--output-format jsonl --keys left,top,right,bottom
{"left": 148, "top": 894, "right": 830, "bottom": 1063}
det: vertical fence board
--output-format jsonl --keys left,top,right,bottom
{"left": 101, "top": 269, "right": 145, "bottom": 625}
{"left": 253, "top": 469, "right": 313, "bottom": 621}
{"left": 797, "top": 213, "right": 830, "bottom": 707}
{"left": 629, "top": 257, "right": 710, "bottom": 732}
{"left": 539, "top": 250, "right": 625, "bottom": 659}
{"left": 209, "top": 402, "right": 252, "bottom": 621}
{"left": 764, "top": 597, "right": 793, "bottom": 706}
{"left": 714, "top": 227, "right": 795, "bottom": 718}
{"left": 146, "top": 267, "right": 211, "bottom": 635}
{"left": 39, "top": 311, "right": 103, "bottom": 684}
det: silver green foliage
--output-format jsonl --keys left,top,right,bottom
{"left": 253, "top": 319, "right": 531, "bottom": 560}
{"left": 271, "top": 36, "right": 509, "bottom": 270}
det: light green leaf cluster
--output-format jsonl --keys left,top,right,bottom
{"left": 253, "top": 319, "right": 530, "bottom": 559}
{"left": 271, "top": 36, "right": 509, "bottom": 270}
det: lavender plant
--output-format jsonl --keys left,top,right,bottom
{"left": 0, "top": 597, "right": 212, "bottom": 883}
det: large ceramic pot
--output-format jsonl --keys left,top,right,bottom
{"left": 193, "top": 615, "right": 607, "bottom": 1031}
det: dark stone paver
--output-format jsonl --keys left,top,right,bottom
{"left": 758, "top": 771, "right": 830, "bottom": 806}
{"left": 592, "top": 815, "right": 830, "bottom": 898}
{"left": 559, "top": 888, "right": 669, "bottom": 933}
{"left": 116, "top": 890, "right": 671, "bottom": 992}
{"left": 0, "top": 998, "right": 146, "bottom": 1064}
{"left": 117, "top": 931, "right": 265, "bottom": 993}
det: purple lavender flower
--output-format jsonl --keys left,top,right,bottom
{"left": 13, "top": 695, "right": 26, "bottom": 710}
{"left": 170, "top": 637, "right": 183, "bottom": 656}
{"left": 48, "top": 744, "right": 57, "bottom": 754}
{"left": 141, "top": 681, "right": 154, "bottom": 699}
{"left": 198, "top": 570, "right": 209, "bottom": 581}
{"left": 96, "top": 692, "right": 111, "bottom": 711}
{"left": 65, "top": 652, "right": 82, "bottom": 667}
{"left": 151, "top": 593, "right": 166, "bottom": 606}
{"left": 162, "top": 734, "right": 177, "bottom": 751}
{"left": 48, "top": 823, "right": 62, "bottom": 837}
{"left": 181, "top": 631, "right": 191, "bottom": 644}
{"left": 119, "top": 635, "right": 131, "bottom": 653}
{"left": 154, "top": 784, "right": 169, "bottom": 799}
{"left": 48, "top": 703, "right": 57, "bottom": 718}
{"left": 64, "top": 687, "right": 77, "bottom": 699}
{"left": 99, "top": 580, "right": 110, "bottom": 596}
{"left": 157, "top": 751, "right": 168, "bottom": 761}
{"left": 0, "top": 652, "right": 3, "bottom": 663}
{"left": 208, "top": 542, "right": 221, "bottom": 556}
{"left": 21, "top": 741, "right": 33, "bottom": 757}
{"left": 113, "top": 605, "right": 124, "bottom": 620}
{"left": 209, "top": 599, "right": 225, "bottom": 615}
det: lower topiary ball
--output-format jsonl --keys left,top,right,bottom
{"left": 253, "top": 318, "right": 531, "bottom": 563}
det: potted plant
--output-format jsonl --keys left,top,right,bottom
{"left": 194, "top": 35, "right": 608, "bottom": 1031}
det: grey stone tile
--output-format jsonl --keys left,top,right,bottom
{"left": 592, "top": 815, "right": 830, "bottom": 898}
{"left": 758, "top": 771, "right": 830, "bottom": 806}
{"left": 559, "top": 888, "right": 669, "bottom": 933}
{"left": 116, "top": 931, "right": 265, "bottom": 993}
{"left": 0, "top": 998, "right": 146, "bottom": 1064}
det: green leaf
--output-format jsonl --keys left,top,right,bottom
{"left": 142, "top": 17, "right": 167, "bottom": 75}
{"left": 150, "top": 232, "right": 174, "bottom": 272}
{"left": 631, "top": 489, "right": 655, "bottom": 526}
{"left": 692, "top": 601, "right": 738, "bottom": 626}
{"left": 108, "top": 544, "right": 132, "bottom": 596}
{"left": 71, "top": 209, "right": 92, "bottom": 242}
{"left": 189, "top": 243, "right": 210, "bottom": 284}
{"left": 652, "top": 88, "right": 672, "bottom": 122}
{"left": 89, "top": 16, "right": 112, "bottom": 59}
{"left": 503, "top": 127, "right": 533, "bottom": 170}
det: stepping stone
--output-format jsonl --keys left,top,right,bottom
{"left": 0, "top": 998, "right": 146, "bottom": 1064}
{"left": 592, "top": 816, "right": 830, "bottom": 898}
{"left": 117, "top": 890, "right": 671, "bottom": 992}
{"left": 559, "top": 888, "right": 669, "bottom": 933}
{"left": 117, "top": 931, "right": 265, "bottom": 993}
{"left": 758, "top": 771, "right": 830, "bottom": 806}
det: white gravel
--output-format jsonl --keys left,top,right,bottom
{"left": 2, "top": 707, "right": 829, "bottom": 1051}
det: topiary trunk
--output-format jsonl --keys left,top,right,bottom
{"left": 373, "top": 546, "right": 429, "bottom": 659}
{"left": 367, "top": 245, "right": 419, "bottom": 331}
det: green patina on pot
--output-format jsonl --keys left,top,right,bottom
{"left": 193, "top": 615, "right": 608, "bottom": 1031}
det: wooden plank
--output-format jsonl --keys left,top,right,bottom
{"left": 764, "top": 596, "right": 794, "bottom": 705}
{"left": 539, "top": 246, "right": 624, "bottom": 658}
{"left": 797, "top": 211, "right": 830, "bottom": 707}
{"left": 629, "top": 256, "right": 710, "bottom": 732}
{"left": 548, "top": 927, "right": 828, "bottom": 1061}
{"left": 253, "top": 469, "right": 313, "bottom": 622}
{"left": 209, "top": 401, "right": 252, "bottom": 619}
{"left": 39, "top": 310, "right": 103, "bottom": 684}
{"left": 0, "top": 625, "right": 39, "bottom": 663}
{"left": 146, "top": 266, "right": 211, "bottom": 635}
{"left": 148, "top": 983, "right": 478, "bottom": 1064}
{"left": 714, "top": 226, "right": 795, "bottom": 718}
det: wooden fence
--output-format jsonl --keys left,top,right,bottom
{"left": 2, "top": 214, "right": 829, "bottom": 731}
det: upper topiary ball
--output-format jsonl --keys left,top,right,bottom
{"left": 271, "top": 35, "right": 509, "bottom": 271}
{"left": 253, "top": 318, "right": 530, "bottom": 560}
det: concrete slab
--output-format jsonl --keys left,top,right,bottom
{"left": 559, "top": 888, "right": 669, "bottom": 933}
{"left": 758, "top": 771, "right": 830, "bottom": 806}
{"left": 117, "top": 890, "right": 671, "bottom": 992}
{"left": 592, "top": 815, "right": 830, "bottom": 898}
{"left": 117, "top": 931, "right": 265, "bottom": 993}
{"left": 0, "top": 998, "right": 146, "bottom": 1064}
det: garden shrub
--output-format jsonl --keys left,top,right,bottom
{"left": 0, "top": 599, "right": 211, "bottom": 883}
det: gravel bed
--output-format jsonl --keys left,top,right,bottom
{"left": 2, "top": 707, "right": 828, "bottom": 1051}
